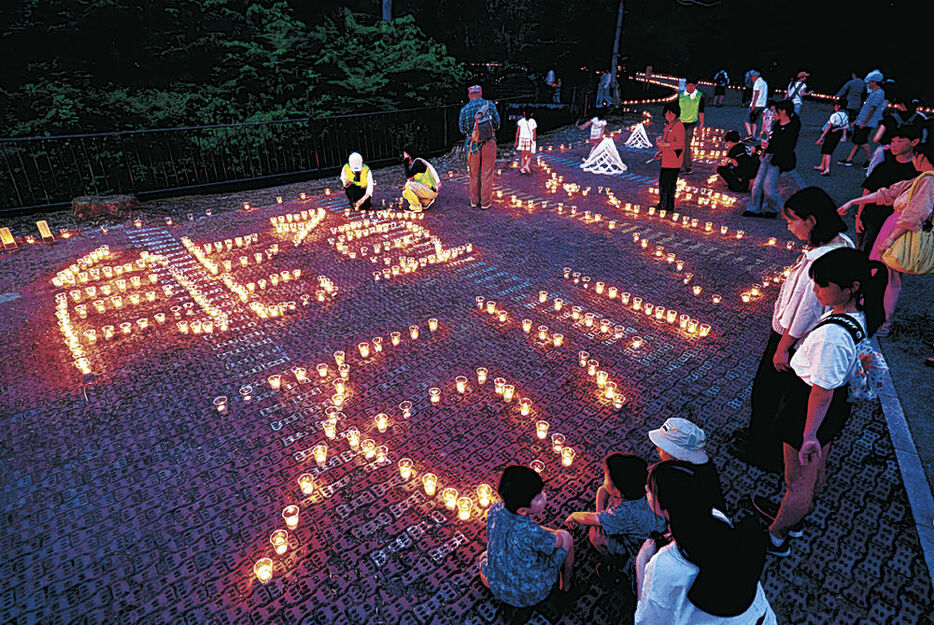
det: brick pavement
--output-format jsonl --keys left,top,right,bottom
{"left": 0, "top": 126, "right": 931, "bottom": 625}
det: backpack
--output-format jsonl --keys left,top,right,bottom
{"left": 472, "top": 102, "right": 495, "bottom": 143}
{"left": 813, "top": 314, "right": 889, "bottom": 401}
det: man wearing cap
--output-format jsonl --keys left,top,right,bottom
{"left": 678, "top": 78, "right": 705, "bottom": 175}
{"left": 340, "top": 152, "right": 374, "bottom": 210}
{"left": 648, "top": 418, "right": 725, "bottom": 511}
{"left": 839, "top": 70, "right": 887, "bottom": 168}
{"left": 785, "top": 71, "right": 811, "bottom": 116}
{"left": 458, "top": 85, "right": 501, "bottom": 210}
{"left": 745, "top": 70, "right": 768, "bottom": 139}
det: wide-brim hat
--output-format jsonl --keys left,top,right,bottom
{"left": 648, "top": 417, "right": 709, "bottom": 464}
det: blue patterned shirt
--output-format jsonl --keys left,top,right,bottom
{"left": 598, "top": 495, "right": 667, "bottom": 556}
{"left": 480, "top": 502, "right": 566, "bottom": 607}
{"left": 458, "top": 98, "right": 501, "bottom": 155}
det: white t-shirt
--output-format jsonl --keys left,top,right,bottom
{"left": 635, "top": 510, "right": 778, "bottom": 625}
{"left": 826, "top": 110, "right": 849, "bottom": 130}
{"left": 790, "top": 311, "right": 866, "bottom": 389}
{"left": 517, "top": 117, "right": 537, "bottom": 140}
{"left": 589, "top": 117, "right": 607, "bottom": 140}
{"left": 772, "top": 234, "right": 854, "bottom": 338}
{"left": 751, "top": 77, "right": 768, "bottom": 108}
{"left": 786, "top": 80, "right": 807, "bottom": 104}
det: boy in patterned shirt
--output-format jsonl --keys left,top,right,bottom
{"left": 479, "top": 465, "right": 575, "bottom": 607}
{"left": 564, "top": 453, "right": 666, "bottom": 558}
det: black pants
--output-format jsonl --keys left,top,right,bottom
{"left": 746, "top": 330, "right": 796, "bottom": 469}
{"left": 658, "top": 167, "right": 679, "bottom": 212}
{"left": 857, "top": 205, "right": 893, "bottom": 255}
{"left": 345, "top": 185, "right": 373, "bottom": 210}
{"left": 716, "top": 165, "right": 749, "bottom": 192}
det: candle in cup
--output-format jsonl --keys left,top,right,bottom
{"left": 605, "top": 382, "right": 617, "bottom": 399}
{"left": 536, "top": 420, "right": 549, "bottom": 439}
{"left": 561, "top": 447, "right": 576, "bottom": 467}
{"left": 294, "top": 367, "right": 308, "bottom": 383}
{"left": 409, "top": 325, "right": 419, "bottom": 340}
{"left": 429, "top": 387, "right": 441, "bottom": 404}
{"left": 587, "top": 359, "right": 599, "bottom": 376}
{"left": 457, "top": 497, "right": 472, "bottom": 520}
{"left": 578, "top": 351, "right": 589, "bottom": 367}
{"left": 596, "top": 370, "right": 608, "bottom": 387}
{"left": 239, "top": 385, "right": 253, "bottom": 402}
{"left": 553, "top": 298, "right": 563, "bottom": 311}
{"left": 538, "top": 325, "right": 548, "bottom": 340}
{"left": 339, "top": 364, "right": 350, "bottom": 380}
{"left": 442, "top": 488, "right": 458, "bottom": 510}
{"left": 372, "top": 336, "right": 383, "bottom": 352}
{"left": 539, "top": 290, "right": 548, "bottom": 303}
{"left": 571, "top": 306, "right": 581, "bottom": 320}
{"left": 699, "top": 324, "right": 711, "bottom": 337}
{"left": 422, "top": 472, "right": 438, "bottom": 496}
{"left": 312, "top": 444, "right": 328, "bottom": 467}
{"left": 631, "top": 336, "right": 643, "bottom": 349}
{"left": 398, "top": 458, "right": 413, "bottom": 480}
{"left": 712, "top": 294, "right": 721, "bottom": 305}
{"left": 400, "top": 401, "right": 413, "bottom": 418}
{"left": 486, "top": 301, "right": 496, "bottom": 314}
{"left": 362, "top": 439, "right": 376, "bottom": 459}
{"left": 551, "top": 433, "right": 566, "bottom": 453}
{"left": 213, "top": 396, "right": 228, "bottom": 414}
{"left": 741, "top": 292, "right": 751, "bottom": 303}
{"left": 375, "top": 413, "right": 389, "bottom": 432}
{"left": 317, "top": 363, "right": 328, "bottom": 377}
{"left": 270, "top": 529, "right": 289, "bottom": 555}
{"left": 531, "top": 460, "right": 545, "bottom": 473}
{"left": 254, "top": 558, "right": 274, "bottom": 584}
{"left": 503, "top": 385, "right": 515, "bottom": 402}
{"left": 494, "top": 378, "right": 506, "bottom": 395}
{"left": 477, "top": 484, "right": 493, "bottom": 508}
{"left": 323, "top": 418, "right": 337, "bottom": 439}
{"left": 497, "top": 310, "right": 507, "bottom": 322}
{"left": 297, "top": 473, "right": 315, "bottom": 495}
{"left": 428, "top": 318, "right": 438, "bottom": 332}
{"left": 390, "top": 331, "right": 401, "bottom": 346}
{"left": 456, "top": 376, "right": 467, "bottom": 394}
{"left": 621, "top": 292, "right": 631, "bottom": 305}
{"left": 375, "top": 445, "right": 388, "bottom": 463}
{"left": 476, "top": 368, "right": 488, "bottom": 384}
{"left": 522, "top": 319, "right": 532, "bottom": 333}
{"left": 268, "top": 374, "right": 282, "bottom": 390}
{"left": 282, "top": 504, "right": 300, "bottom": 529}
{"left": 692, "top": 285, "right": 703, "bottom": 296}
{"left": 334, "top": 351, "right": 345, "bottom": 366}
{"left": 476, "top": 296, "right": 485, "bottom": 310}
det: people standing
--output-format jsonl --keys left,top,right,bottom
{"left": 866, "top": 93, "right": 929, "bottom": 174}
{"left": 785, "top": 71, "right": 811, "bottom": 116}
{"left": 851, "top": 125, "right": 921, "bottom": 254}
{"left": 401, "top": 151, "right": 440, "bottom": 212}
{"left": 579, "top": 114, "right": 607, "bottom": 146}
{"left": 835, "top": 71, "right": 866, "bottom": 123}
{"left": 742, "top": 69, "right": 756, "bottom": 107}
{"left": 838, "top": 70, "right": 887, "bottom": 168}
{"left": 752, "top": 247, "right": 887, "bottom": 556}
{"left": 838, "top": 141, "right": 934, "bottom": 336}
{"left": 712, "top": 69, "right": 729, "bottom": 107}
{"left": 654, "top": 101, "right": 685, "bottom": 214}
{"left": 458, "top": 85, "right": 501, "bottom": 210}
{"left": 743, "top": 100, "right": 803, "bottom": 218}
{"left": 729, "top": 188, "right": 852, "bottom": 473}
{"left": 745, "top": 70, "right": 768, "bottom": 139}
{"left": 514, "top": 110, "right": 537, "bottom": 174}
{"left": 596, "top": 72, "right": 614, "bottom": 109}
{"left": 814, "top": 98, "right": 849, "bottom": 176}
{"left": 340, "top": 152, "right": 374, "bottom": 210}
{"left": 678, "top": 78, "right": 705, "bottom": 175}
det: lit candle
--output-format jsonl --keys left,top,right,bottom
{"left": 476, "top": 368, "right": 488, "bottom": 384}
{"left": 298, "top": 473, "right": 315, "bottom": 495}
{"left": 539, "top": 290, "right": 548, "bottom": 303}
{"left": 578, "top": 351, "right": 589, "bottom": 367}
{"left": 553, "top": 298, "right": 563, "bottom": 311}
{"left": 294, "top": 367, "right": 308, "bottom": 383}
{"left": 282, "top": 504, "right": 300, "bottom": 529}
{"left": 317, "top": 363, "right": 328, "bottom": 377}
{"left": 712, "top": 294, "right": 722, "bottom": 304}
{"left": 522, "top": 319, "right": 533, "bottom": 333}
{"left": 362, "top": 439, "right": 376, "bottom": 459}
{"left": 254, "top": 558, "right": 274, "bottom": 584}
{"left": 375, "top": 445, "right": 388, "bottom": 463}
{"left": 442, "top": 487, "right": 458, "bottom": 510}
{"left": 621, "top": 292, "right": 631, "bottom": 306}
{"left": 372, "top": 336, "right": 383, "bottom": 352}
{"left": 334, "top": 351, "right": 345, "bottom": 366}
{"left": 692, "top": 285, "right": 702, "bottom": 296}
{"left": 699, "top": 324, "right": 711, "bottom": 337}
{"left": 339, "top": 364, "right": 350, "bottom": 380}
{"left": 428, "top": 318, "right": 438, "bottom": 332}
{"left": 536, "top": 420, "right": 549, "bottom": 439}
{"left": 358, "top": 342, "right": 370, "bottom": 358}
{"left": 477, "top": 484, "right": 493, "bottom": 508}
{"left": 552, "top": 333, "right": 563, "bottom": 347}
{"left": 605, "top": 382, "right": 617, "bottom": 399}
{"left": 596, "top": 370, "right": 608, "bottom": 387}
{"left": 268, "top": 374, "right": 282, "bottom": 390}
{"left": 561, "top": 447, "right": 576, "bottom": 467}
{"left": 456, "top": 376, "right": 467, "bottom": 394}
{"left": 213, "top": 396, "right": 228, "bottom": 414}
{"left": 633, "top": 297, "right": 642, "bottom": 311}
{"left": 494, "top": 377, "right": 506, "bottom": 395}
{"left": 239, "top": 385, "right": 253, "bottom": 401}
{"left": 457, "top": 497, "right": 472, "bottom": 520}
{"left": 551, "top": 433, "right": 565, "bottom": 453}
{"left": 270, "top": 529, "right": 289, "bottom": 555}
{"left": 323, "top": 418, "right": 337, "bottom": 439}
{"left": 429, "top": 387, "right": 441, "bottom": 404}
{"left": 476, "top": 296, "right": 485, "bottom": 310}
{"left": 375, "top": 413, "right": 389, "bottom": 432}
{"left": 497, "top": 309, "right": 507, "bottom": 322}
{"left": 390, "top": 331, "right": 401, "bottom": 346}
{"left": 313, "top": 443, "right": 328, "bottom": 467}
{"left": 538, "top": 325, "right": 548, "bottom": 340}
{"left": 631, "top": 336, "right": 643, "bottom": 349}
{"left": 531, "top": 460, "right": 545, "bottom": 473}
{"left": 486, "top": 301, "right": 497, "bottom": 314}
{"left": 398, "top": 458, "right": 414, "bottom": 480}
{"left": 400, "top": 401, "right": 413, "bottom": 418}
{"left": 587, "top": 359, "right": 599, "bottom": 376}
{"left": 409, "top": 325, "right": 419, "bottom": 340}
{"left": 741, "top": 292, "right": 751, "bottom": 303}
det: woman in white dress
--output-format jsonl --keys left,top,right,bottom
{"left": 514, "top": 110, "right": 537, "bottom": 174}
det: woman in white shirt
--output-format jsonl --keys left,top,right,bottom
{"left": 514, "top": 110, "right": 537, "bottom": 174}
{"left": 729, "top": 188, "right": 851, "bottom": 472}
{"left": 635, "top": 461, "right": 777, "bottom": 625}
{"left": 757, "top": 248, "right": 887, "bottom": 556}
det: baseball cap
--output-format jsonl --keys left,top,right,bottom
{"left": 797, "top": 71, "right": 810, "bottom": 79}
{"left": 468, "top": 85, "right": 483, "bottom": 95}
{"left": 648, "top": 417, "right": 709, "bottom": 464}
{"left": 865, "top": 70, "right": 884, "bottom": 83}
{"left": 348, "top": 152, "right": 363, "bottom": 172}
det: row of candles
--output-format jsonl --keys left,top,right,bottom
{"left": 559, "top": 271, "right": 712, "bottom": 337}
{"left": 52, "top": 245, "right": 111, "bottom": 287}
{"left": 56, "top": 294, "right": 92, "bottom": 375}
{"left": 269, "top": 207, "right": 326, "bottom": 246}
{"left": 182, "top": 236, "right": 279, "bottom": 276}
{"left": 475, "top": 297, "right": 567, "bottom": 348}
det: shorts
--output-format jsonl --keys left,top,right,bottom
{"left": 749, "top": 107, "right": 764, "bottom": 124}
{"left": 820, "top": 129, "right": 843, "bottom": 155}
{"left": 852, "top": 126, "right": 873, "bottom": 145}
{"left": 774, "top": 376, "right": 850, "bottom": 449}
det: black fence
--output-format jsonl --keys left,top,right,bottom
{"left": 0, "top": 88, "right": 599, "bottom": 215}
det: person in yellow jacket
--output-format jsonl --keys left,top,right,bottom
{"left": 401, "top": 151, "right": 441, "bottom": 212}
{"left": 340, "top": 152, "right": 374, "bottom": 210}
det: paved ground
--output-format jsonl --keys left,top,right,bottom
{"left": 1, "top": 97, "right": 933, "bottom": 624}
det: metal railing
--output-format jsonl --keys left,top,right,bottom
{"left": 0, "top": 86, "right": 601, "bottom": 214}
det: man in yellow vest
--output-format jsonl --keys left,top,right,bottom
{"left": 401, "top": 151, "right": 441, "bottom": 212}
{"left": 678, "top": 78, "right": 705, "bottom": 175}
{"left": 340, "top": 152, "right": 374, "bottom": 210}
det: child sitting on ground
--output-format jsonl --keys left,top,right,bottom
{"left": 564, "top": 453, "right": 666, "bottom": 560}
{"left": 479, "top": 465, "right": 575, "bottom": 607}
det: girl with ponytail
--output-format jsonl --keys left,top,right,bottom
{"left": 754, "top": 247, "right": 887, "bottom": 557}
